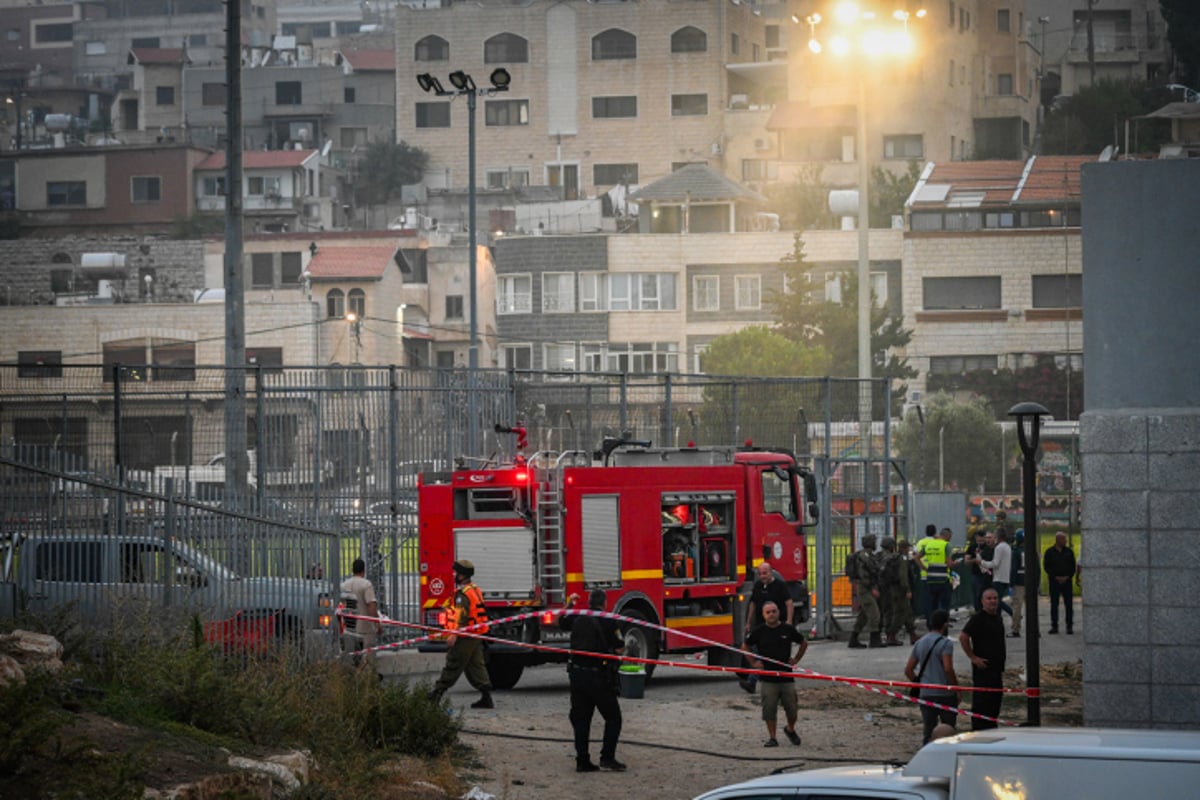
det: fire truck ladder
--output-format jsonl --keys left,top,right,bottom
{"left": 533, "top": 451, "right": 590, "bottom": 606}
{"left": 534, "top": 464, "right": 566, "bottom": 606}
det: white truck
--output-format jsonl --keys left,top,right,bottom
{"left": 693, "top": 727, "right": 1200, "bottom": 800}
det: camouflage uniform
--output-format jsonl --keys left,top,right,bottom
{"left": 885, "top": 540, "right": 919, "bottom": 645}
{"left": 848, "top": 535, "right": 884, "bottom": 648}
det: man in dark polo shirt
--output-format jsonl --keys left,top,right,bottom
{"left": 959, "top": 586, "right": 1006, "bottom": 730}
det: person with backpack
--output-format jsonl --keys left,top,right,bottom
{"left": 847, "top": 534, "right": 884, "bottom": 649}
{"left": 884, "top": 538, "right": 919, "bottom": 646}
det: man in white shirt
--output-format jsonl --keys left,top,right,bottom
{"left": 980, "top": 529, "right": 1013, "bottom": 620}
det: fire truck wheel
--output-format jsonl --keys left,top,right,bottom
{"left": 486, "top": 654, "right": 525, "bottom": 690}
{"left": 621, "top": 609, "right": 659, "bottom": 678}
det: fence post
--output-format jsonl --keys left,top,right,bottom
{"left": 618, "top": 373, "right": 628, "bottom": 436}
{"left": 662, "top": 372, "right": 673, "bottom": 446}
{"left": 387, "top": 365, "right": 400, "bottom": 618}
{"left": 254, "top": 364, "right": 265, "bottom": 511}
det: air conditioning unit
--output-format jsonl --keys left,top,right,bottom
{"left": 711, "top": 141, "right": 723, "bottom": 156}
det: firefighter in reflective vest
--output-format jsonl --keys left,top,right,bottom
{"left": 430, "top": 559, "right": 495, "bottom": 709}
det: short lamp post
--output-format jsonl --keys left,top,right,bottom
{"left": 1009, "top": 400, "right": 1050, "bottom": 726}
{"left": 416, "top": 67, "right": 511, "bottom": 457}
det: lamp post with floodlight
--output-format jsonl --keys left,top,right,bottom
{"left": 416, "top": 68, "right": 511, "bottom": 456}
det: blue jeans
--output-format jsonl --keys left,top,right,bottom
{"left": 925, "top": 582, "right": 950, "bottom": 625}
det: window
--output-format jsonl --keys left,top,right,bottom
{"left": 445, "top": 294, "right": 464, "bottom": 320}
{"left": 485, "top": 99, "right": 529, "bottom": 126}
{"left": 884, "top": 134, "right": 924, "bottom": 159}
{"left": 7, "top": 29, "right": 21, "bottom": 42}
{"left": 498, "top": 274, "right": 532, "bottom": 314}
{"left": 997, "top": 8, "right": 1011, "bottom": 32}
{"left": 18, "top": 351, "right": 62, "bottom": 378}
{"left": 544, "top": 343, "right": 576, "bottom": 372}
{"left": 592, "top": 95, "right": 637, "bottom": 119}
{"left": 151, "top": 338, "right": 196, "bottom": 382}
{"left": 923, "top": 276, "right": 1002, "bottom": 310}
{"left": 251, "top": 253, "right": 274, "bottom": 288}
{"left": 103, "top": 340, "right": 145, "bottom": 382}
{"left": 824, "top": 273, "right": 844, "bottom": 304}
{"left": 693, "top": 343, "right": 709, "bottom": 374}
{"left": 327, "top": 288, "right": 345, "bottom": 319}
{"left": 267, "top": 253, "right": 297, "bottom": 287}
{"left": 484, "top": 33, "right": 528, "bottom": 63}
{"left": 47, "top": 181, "right": 86, "bottom": 206}
{"left": 930, "top": 354, "right": 998, "bottom": 374}
{"left": 275, "top": 81, "right": 302, "bottom": 105}
{"left": 671, "top": 94, "right": 708, "bottom": 116}
{"left": 730, "top": 32, "right": 740, "bottom": 55}
{"left": 348, "top": 288, "right": 366, "bottom": 318}
{"left": 693, "top": 275, "right": 719, "bottom": 311}
{"left": 188, "top": 34, "right": 207, "bottom": 47}
{"left": 765, "top": 25, "right": 780, "bottom": 49}
{"left": 396, "top": 249, "right": 428, "bottom": 282}
{"left": 542, "top": 272, "right": 575, "bottom": 313}
{"left": 486, "top": 168, "right": 530, "bottom": 189}
{"left": 742, "top": 159, "right": 769, "bottom": 181}
{"left": 997, "top": 73, "right": 1014, "bottom": 95}
{"left": 50, "top": 269, "right": 72, "bottom": 293}
{"left": 85, "top": 40, "right": 106, "bottom": 55}
{"left": 202, "top": 82, "right": 226, "bottom": 106}
{"left": 247, "top": 176, "right": 281, "bottom": 196}
{"left": 155, "top": 86, "right": 175, "bottom": 106}
{"left": 579, "top": 272, "right": 607, "bottom": 312}
{"left": 1032, "top": 274, "right": 1082, "bottom": 308}
{"left": 671, "top": 26, "right": 707, "bottom": 53}
{"left": 344, "top": 87, "right": 356, "bottom": 104}
{"left": 593, "top": 163, "right": 637, "bottom": 185}
{"left": 609, "top": 273, "right": 677, "bottom": 311}
{"left": 415, "top": 34, "right": 449, "bottom": 61}
{"left": 131, "top": 176, "right": 161, "bottom": 203}
{"left": 735, "top": 275, "right": 761, "bottom": 310}
{"left": 339, "top": 127, "right": 368, "bottom": 148}
{"left": 34, "top": 22, "right": 72, "bottom": 43}
{"left": 500, "top": 344, "right": 532, "bottom": 370}
{"left": 202, "top": 176, "right": 226, "bottom": 196}
{"left": 416, "top": 102, "right": 450, "bottom": 128}
{"left": 592, "top": 29, "right": 636, "bottom": 60}
{"left": 139, "top": 267, "right": 155, "bottom": 298}
{"left": 605, "top": 342, "right": 679, "bottom": 374}
{"left": 871, "top": 271, "right": 889, "bottom": 308}
{"left": 131, "top": 37, "right": 160, "bottom": 48}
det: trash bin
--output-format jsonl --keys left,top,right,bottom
{"left": 618, "top": 665, "right": 645, "bottom": 699}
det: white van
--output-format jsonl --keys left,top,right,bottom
{"left": 693, "top": 727, "right": 1200, "bottom": 800}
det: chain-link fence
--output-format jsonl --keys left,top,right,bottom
{"left": 1, "top": 364, "right": 900, "bottom": 644}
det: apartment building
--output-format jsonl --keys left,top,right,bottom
{"left": 903, "top": 153, "right": 1091, "bottom": 403}
{"left": 1030, "top": 0, "right": 1172, "bottom": 99}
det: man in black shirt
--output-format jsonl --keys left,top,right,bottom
{"left": 740, "top": 561, "right": 794, "bottom": 692}
{"left": 1043, "top": 532, "right": 1078, "bottom": 634}
{"left": 959, "top": 587, "right": 1006, "bottom": 730}
{"left": 742, "top": 600, "right": 808, "bottom": 747}
{"left": 560, "top": 589, "right": 626, "bottom": 772}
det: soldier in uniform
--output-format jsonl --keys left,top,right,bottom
{"left": 848, "top": 534, "right": 885, "bottom": 649}
{"left": 884, "top": 539, "right": 920, "bottom": 646}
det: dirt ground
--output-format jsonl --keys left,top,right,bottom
{"left": 456, "top": 662, "right": 1084, "bottom": 800}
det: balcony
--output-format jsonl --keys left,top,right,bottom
{"left": 1067, "top": 31, "right": 1139, "bottom": 64}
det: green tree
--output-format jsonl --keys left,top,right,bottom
{"left": 893, "top": 393, "right": 1007, "bottom": 492}
{"left": 769, "top": 234, "right": 916, "bottom": 403}
{"left": 1041, "top": 79, "right": 1175, "bottom": 155}
{"left": 762, "top": 164, "right": 836, "bottom": 230}
{"left": 869, "top": 161, "right": 922, "bottom": 228}
{"left": 697, "top": 326, "right": 831, "bottom": 447}
{"left": 356, "top": 139, "right": 429, "bottom": 206}
{"left": 1161, "top": 0, "right": 1200, "bottom": 86}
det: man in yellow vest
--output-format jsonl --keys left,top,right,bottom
{"left": 430, "top": 559, "right": 495, "bottom": 708}
{"left": 916, "top": 526, "right": 953, "bottom": 627}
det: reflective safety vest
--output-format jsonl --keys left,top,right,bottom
{"left": 921, "top": 538, "right": 950, "bottom": 583}
{"left": 445, "top": 581, "right": 490, "bottom": 634}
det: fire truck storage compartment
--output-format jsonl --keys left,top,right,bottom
{"left": 580, "top": 494, "right": 621, "bottom": 585}
{"left": 454, "top": 527, "right": 536, "bottom": 596}
{"left": 454, "top": 486, "right": 526, "bottom": 520}
{"left": 661, "top": 491, "right": 735, "bottom": 584}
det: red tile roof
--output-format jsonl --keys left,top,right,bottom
{"left": 340, "top": 49, "right": 395, "bottom": 72}
{"left": 916, "top": 160, "right": 1027, "bottom": 206}
{"left": 1015, "top": 155, "right": 1094, "bottom": 203}
{"left": 197, "top": 149, "right": 319, "bottom": 170}
{"left": 307, "top": 245, "right": 399, "bottom": 280}
{"left": 129, "top": 47, "right": 188, "bottom": 65}
{"left": 913, "top": 155, "right": 1099, "bottom": 207}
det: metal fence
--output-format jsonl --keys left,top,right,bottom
{"left": 0, "top": 364, "right": 901, "bottom": 644}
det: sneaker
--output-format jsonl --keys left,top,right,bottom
{"left": 764, "top": 738, "right": 779, "bottom": 748}
{"left": 738, "top": 678, "right": 756, "bottom": 693}
{"left": 599, "top": 758, "right": 627, "bottom": 771}
{"left": 784, "top": 728, "right": 802, "bottom": 746}
{"left": 576, "top": 760, "right": 600, "bottom": 773}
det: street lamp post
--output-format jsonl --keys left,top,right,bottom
{"left": 805, "top": 5, "right": 925, "bottom": 482}
{"left": 1009, "top": 400, "right": 1050, "bottom": 727}
{"left": 416, "top": 68, "right": 511, "bottom": 457}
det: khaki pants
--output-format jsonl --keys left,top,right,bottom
{"left": 434, "top": 636, "right": 492, "bottom": 694}
{"left": 1010, "top": 584, "right": 1024, "bottom": 634}
{"left": 852, "top": 586, "right": 880, "bottom": 634}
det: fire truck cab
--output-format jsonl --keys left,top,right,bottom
{"left": 417, "top": 441, "right": 817, "bottom": 690}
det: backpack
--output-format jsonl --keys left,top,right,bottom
{"left": 844, "top": 551, "right": 861, "bottom": 581}
{"left": 880, "top": 553, "right": 902, "bottom": 588}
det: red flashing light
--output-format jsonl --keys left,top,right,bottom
{"left": 540, "top": 611, "right": 555, "bottom": 626}
{"left": 515, "top": 470, "right": 528, "bottom": 482}
{"left": 686, "top": 440, "right": 696, "bottom": 448}
{"left": 744, "top": 438, "right": 754, "bottom": 447}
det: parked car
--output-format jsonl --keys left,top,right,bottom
{"left": 691, "top": 727, "right": 1200, "bottom": 800}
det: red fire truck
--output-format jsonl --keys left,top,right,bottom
{"left": 417, "top": 437, "right": 818, "bottom": 690}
